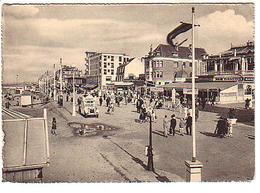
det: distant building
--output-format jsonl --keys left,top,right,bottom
{"left": 200, "top": 41, "right": 255, "bottom": 100}
{"left": 143, "top": 44, "right": 207, "bottom": 85}
{"left": 55, "top": 65, "right": 85, "bottom": 87}
{"left": 85, "top": 52, "right": 130, "bottom": 89}
{"left": 116, "top": 57, "right": 144, "bottom": 81}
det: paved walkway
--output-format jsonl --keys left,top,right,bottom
{"left": 12, "top": 99, "right": 255, "bottom": 182}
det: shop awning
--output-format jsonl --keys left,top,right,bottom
{"left": 161, "top": 82, "right": 237, "bottom": 91}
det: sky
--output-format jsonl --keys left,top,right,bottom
{"left": 2, "top": 3, "right": 254, "bottom": 83}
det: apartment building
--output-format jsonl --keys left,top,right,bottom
{"left": 85, "top": 52, "right": 130, "bottom": 89}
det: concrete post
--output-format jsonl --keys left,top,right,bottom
{"left": 185, "top": 160, "right": 203, "bottom": 182}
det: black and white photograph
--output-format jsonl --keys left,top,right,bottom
{"left": 0, "top": 1, "right": 256, "bottom": 187}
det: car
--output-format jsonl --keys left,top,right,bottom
{"left": 80, "top": 95, "right": 99, "bottom": 118}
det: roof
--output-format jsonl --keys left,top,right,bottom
{"left": 118, "top": 57, "right": 135, "bottom": 68}
{"left": 2, "top": 109, "right": 49, "bottom": 171}
{"left": 152, "top": 44, "right": 207, "bottom": 60}
{"left": 161, "top": 81, "right": 237, "bottom": 90}
{"left": 209, "top": 41, "right": 254, "bottom": 58}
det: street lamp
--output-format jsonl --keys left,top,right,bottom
{"left": 147, "top": 113, "right": 154, "bottom": 171}
{"left": 72, "top": 71, "right": 76, "bottom": 116}
{"left": 59, "top": 58, "right": 63, "bottom": 93}
{"left": 53, "top": 64, "right": 57, "bottom": 101}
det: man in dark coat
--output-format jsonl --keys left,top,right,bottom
{"left": 169, "top": 114, "right": 177, "bottom": 136}
{"left": 99, "top": 96, "right": 103, "bottom": 106}
{"left": 186, "top": 113, "right": 192, "bottom": 135}
{"left": 106, "top": 96, "right": 111, "bottom": 107}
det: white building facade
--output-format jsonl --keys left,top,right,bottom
{"left": 85, "top": 52, "right": 130, "bottom": 89}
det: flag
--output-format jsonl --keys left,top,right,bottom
{"left": 167, "top": 22, "right": 192, "bottom": 47}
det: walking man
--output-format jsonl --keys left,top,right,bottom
{"left": 169, "top": 114, "right": 177, "bottom": 136}
{"left": 186, "top": 113, "right": 192, "bottom": 135}
{"left": 99, "top": 96, "right": 103, "bottom": 106}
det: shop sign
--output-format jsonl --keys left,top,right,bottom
{"left": 183, "top": 88, "right": 198, "bottom": 95}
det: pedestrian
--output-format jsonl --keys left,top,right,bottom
{"left": 5, "top": 101, "right": 11, "bottom": 109}
{"left": 99, "top": 96, "right": 103, "bottom": 106}
{"left": 245, "top": 98, "right": 250, "bottom": 109}
{"left": 211, "top": 95, "right": 216, "bottom": 106}
{"left": 201, "top": 97, "right": 206, "bottom": 109}
{"left": 179, "top": 117, "right": 185, "bottom": 136}
{"left": 106, "top": 96, "right": 111, "bottom": 107}
{"left": 186, "top": 113, "right": 192, "bottom": 135}
{"left": 51, "top": 117, "right": 57, "bottom": 135}
{"left": 195, "top": 107, "right": 199, "bottom": 121}
{"left": 151, "top": 109, "right": 156, "bottom": 122}
{"left": 214, "top": 117, "right": 228, "bottom": 138}
{"left": 169, "top": 114, "right": 177, "bottom": 136}
{"left": 163, "top": 115, "right": 169, "bottom": 137}
{"left": 227, "top": 118, "right": 233, "bottom": 137}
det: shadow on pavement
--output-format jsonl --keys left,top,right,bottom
{"left": 200, "top": 131, "right": 216, "bottom": 137}
{"left": 99, "top": 153, "right": 131, "bottom": 182}
{"left": 152, "top": 130, "right": 165, "bottom": 137}
{"left": 153, "top": 171, "right": 170, "bottom": 182}
{"left": 109, "top": 139, "right": 147, "bottom": 170}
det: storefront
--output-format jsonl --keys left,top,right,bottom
{"left": 160, "top": 81, "right": 247, "bottom": 104}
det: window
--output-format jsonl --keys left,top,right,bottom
{"left": 106, "top": 76, "right": 112, "bottom": 81}
{"left": 111, "top": 69, "right": 114, "bottom": 75}
{"left": 183, "top": 62, "right": 186, "bottom": 68}
{"left": 108, "top": 63, "right": 110, "bottom": 66}
{"left": 104, "top": 69, "right": 107, "bottom": 75}
{"left": 160, "top": 71, "right": 163, "bottom": 78}
{"left": 111, "top": 63, "right": 114, "bottom": 68}
{"left": 104, "top": 58, "right": 107, "bottom": 61}
{"left": 108, "top": 69, "right": 110, "bottom": 73}
{"left": 119, "top": 56, "right": 122, "bottom": 62}
{"left": 189, "top": 62, "right": 192, "bottom": 67}
{"left": 104, "top": 64, "right": 107, "bottom": 68}
{"left": 108, "top": 55, "right": 110, "bottom": 58}
{"left": 111, "top": 56, "right": 114, "bottom": 61}
{"left": 160, "top": 61, "right": 163, "bottom": 68}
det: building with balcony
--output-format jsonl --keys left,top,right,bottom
{"left": 85, "top": 52, "right": 130, "bottom": 89}
{"left": 143, "top": 44, "right": 207, "bottom": 85}
{"left": 203, "top": 41, "right": 254, "bottom": 76}
{"left": 200, "top": 41, "right": 255, "bottom": 101}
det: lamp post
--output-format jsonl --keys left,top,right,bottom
{"left": 59, "top": 58, "right": 63, "bottom": 93}
{"left": 16, "top": 74, "right": 19, "bottom": 91}
{"left": 72, "top": 71, "right": 76, "bottom": 116}
{"left": 147, "top": 114, "right": 154, "bottom": 171}
{"left": 53, "top": 64, "right": 57, "bottom": 101}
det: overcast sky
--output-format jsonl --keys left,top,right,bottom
{"left": 2, "top": 4, "right": 254, "bottom": 83}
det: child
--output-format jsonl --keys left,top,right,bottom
{"left": 179, "top": 117, "right": 185, "bottom": 136}
{"left": 51, "top": 117, "right": 57, "bottom": 135}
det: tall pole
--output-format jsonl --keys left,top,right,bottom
{"left": 53, "top": 64, "right": 57, "bottom": 101}
{"left": 59, "top": 58, "right": 63, "bottom": 93}
{"left": 72, "top": 71, "right": 76, "bottom": 116}
{"left": 46, "top": 71, "right": 49, "bottom": 96}
{"left": 16, "top": 74, "right": 19, "bottom": 90}
{"left": 191, "top": 7, "right": 196, "bottom": 162}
